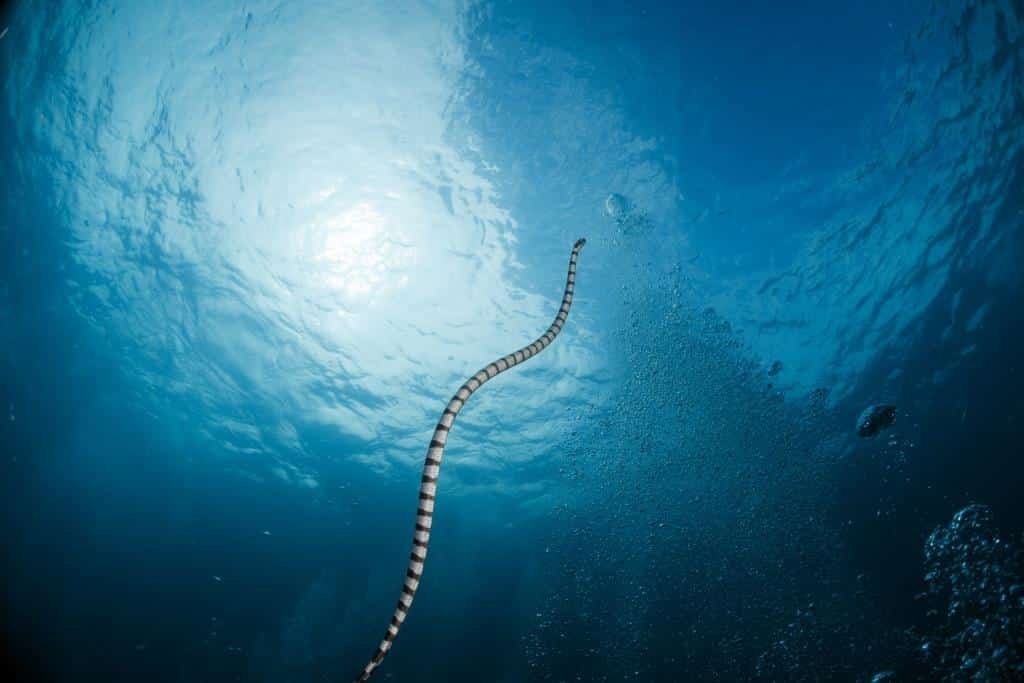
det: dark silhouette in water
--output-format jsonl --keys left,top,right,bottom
{"left": 856, "top": 404, "right": 897, "bottom": 437}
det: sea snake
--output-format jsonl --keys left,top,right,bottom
{"left": 356, "top": 237, "right": 587, "bottom": 682}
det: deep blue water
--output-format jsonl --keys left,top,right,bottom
{"left": 2, "top": 0, "right": 1023, "bottom": 681}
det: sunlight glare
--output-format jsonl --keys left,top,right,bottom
{"left": 311, "top": 199, "right": 407, "bottom": 300}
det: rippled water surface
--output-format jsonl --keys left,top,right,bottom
{"left": 2, "top": 1, "right": 1022, "bottom": 681}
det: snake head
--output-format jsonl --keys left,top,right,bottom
{"left": 574, "top": 237, "right": 587, "bottom": 250}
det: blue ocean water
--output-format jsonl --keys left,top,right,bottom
{"left": 2, "top": 0, "right": 1022, "bottom": 680}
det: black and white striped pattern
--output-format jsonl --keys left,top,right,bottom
{"left": 355, "top": 238, "right": 587, "bottom": 682}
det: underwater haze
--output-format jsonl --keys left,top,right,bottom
{"left": 2, "top": 0, "right": 1024, "bottom": 680}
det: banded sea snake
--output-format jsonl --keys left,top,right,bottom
{"left": 356, "top": 237, "right": 587, "bottom": 681}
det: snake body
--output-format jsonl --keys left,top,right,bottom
{"left": 356, "top": 238, "right": 587, "bottom": 681}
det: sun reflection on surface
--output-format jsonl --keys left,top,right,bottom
{"left": 15, "top": 0, "right": 597, "bottom": 475}
{"left": 310, "top": 200, "right": 407, "bottom": 299}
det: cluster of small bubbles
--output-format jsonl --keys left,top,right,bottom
{"left": 754, "top": 604, "right": 822, "bottom": 680}
{"left": 806, "top": 388, "right": 830, "bottom": 419}
{"left": 882, "top": 433, "right": 914, "bottom": 469}
{"left": 531, "top": 256, "right": 875, "bottom": 680}
{"left": 918, "top": 504, "right": 1024, "bottom": 679}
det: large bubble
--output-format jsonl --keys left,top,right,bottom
{"left": 602, "top": 192, "right": 652, "bottom": 237}
{"left": 603, "top": 192, "right": 631, "bottom": 220}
